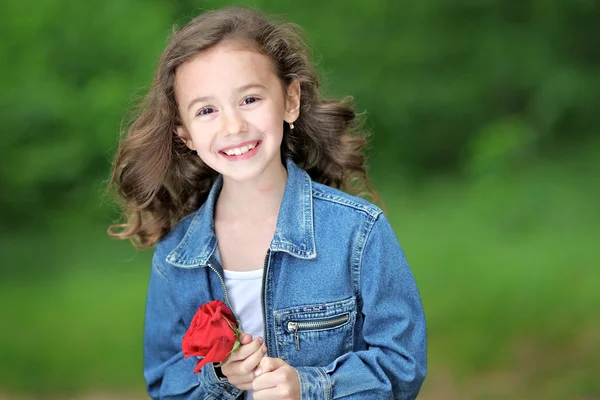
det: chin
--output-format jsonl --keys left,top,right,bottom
{"left": 202, "top": 160, "right": 255, "bottom": 181}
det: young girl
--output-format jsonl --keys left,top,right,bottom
{"left": 109, "top": 6, "right": 426, "bottom": 400}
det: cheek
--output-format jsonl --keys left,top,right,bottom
{"left": 188, "top": 127, "right": 213, "bottom": 149}
{"left": 249, "top": 107, "right": 285, "bottom": 136}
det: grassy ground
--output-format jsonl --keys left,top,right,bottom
{"left": 1, "top": 150, "right": 598, "bottom": 399}
{"left": 388, "top": 154, "right": 600, "bottom": 399}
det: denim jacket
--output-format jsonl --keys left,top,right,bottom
{"left": 144, "top": 158, "right": 427, "bottom": 399}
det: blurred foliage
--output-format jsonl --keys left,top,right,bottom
{"left": 1, "top": 0, "right": 599, "bottom": 227}
{"left": 1, "top": 147, "right": 598, "bottom": 398}
{"left": 1, "top": 0, "right": 599, "bottom": 398}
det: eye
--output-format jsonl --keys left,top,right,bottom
{"left": 197, "top": 107, "right": 215, "bottom": 117}
{"left": 241, "top": 96, "right": 260, "bottom": 106}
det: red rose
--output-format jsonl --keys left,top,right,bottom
{"left": 182, "top": 300, "right": 240, "bottom": 373}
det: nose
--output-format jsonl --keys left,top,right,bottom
{"left": 222, "top": 108, "right": 247, "bottom": 136}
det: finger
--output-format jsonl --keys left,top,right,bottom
{"left": 221, "top": 339, "right": 265, "bottom": 377}
{"left": 253, "top": 367, "right": 300, "bottom": 399}
{"left": 253, "top": 387, "right": 291, "bottom": 400}
{"left": 224, "top": 371, "right": 256, "bottom": 390}
{"left": 227, "top": 336, "right": 263, "bottom": 362}
{"left": 254, "top": 356, "right": 285, "bottom": 377}
{"left": 233, "top": 382, "right": 255, "bottom": 391}
{"left": 231, "top": 344, "right": 266, "bottom": 377}
{"left": 252, "top": 369, "right": 282, "bottom": 392}
{"left": 240, "top": 343, "right": 267, "bottom": 373}
{"left": 239, "top": 332, "right": 253, "bottom": 345}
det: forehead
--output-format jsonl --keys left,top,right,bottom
{"left": 175, "top": 40, "right": 281, "bottom": 101}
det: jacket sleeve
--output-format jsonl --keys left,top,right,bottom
{"left": 143, "top": 252, "right": 244, "bottom": 399}
{"left": 295, "top": 213, "right": 427, "bottom": 399}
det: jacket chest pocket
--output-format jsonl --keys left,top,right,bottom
{"left": 273, "top": 297, "right": 356, "bottom": 366}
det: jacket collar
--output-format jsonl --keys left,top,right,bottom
{"left": 166, "top": 158, "right": 316, "bottom": 268}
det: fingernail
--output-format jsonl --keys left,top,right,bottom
{"left": 258, "top": 337, "right": 263, "bottom": 344}
{"left": 255, "top": 368, "right": 262, "bottom": 376}
{"left": 261, "top": 344, "right": 267, "bottom": 353}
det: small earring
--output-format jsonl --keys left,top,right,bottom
{"left": 289, "top": 121, "right": 294, "bottom": 130}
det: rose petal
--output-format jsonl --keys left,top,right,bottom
{"left": 210, "top": 305, "right": 223, "bottom": 322}
{"left": 192, "top": 341, "right": 221, "bottom": 373}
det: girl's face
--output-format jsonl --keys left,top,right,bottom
{"left": 174, "top": 40, "right": 300, "bottom": 183}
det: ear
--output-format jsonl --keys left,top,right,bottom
{"left": 175, "top": 125, "right": 195, "bottom": 151}
{"left": 284, "top": 80, "right": 301, "bottom": 123}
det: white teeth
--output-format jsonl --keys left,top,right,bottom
{"left": 223, "top": 142, "right": 257, "bottom": 156}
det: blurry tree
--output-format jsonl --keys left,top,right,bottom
{"left": 1, "top": 0, "right": 598, "bottom": 227}
{"left": 0, "top": 0, "right": 174, "bottom": 227}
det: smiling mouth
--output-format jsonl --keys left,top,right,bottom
{"left": 220, "top": 141, "right": 261, "bottom": 156}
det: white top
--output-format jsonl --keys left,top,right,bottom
{"left": 222, "top": 268, "right": 265, "bottom": 341}
{"left": 220, "top": 257, "right": 264, "bottom": 400}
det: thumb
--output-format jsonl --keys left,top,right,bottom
{"left": 238, "top": 331, "right": 253, "bottom": 345}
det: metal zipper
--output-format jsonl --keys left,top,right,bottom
{"left": 286, "top": 312, "right": 350, "bottom": 350}
{"left": 207, "top": 263, "right": 241, "bottom": 328}
{"left": 260, "top": 250, "right": 271, "bottom": 355}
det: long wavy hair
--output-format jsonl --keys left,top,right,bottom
{"left": 108, "top": 6, "right": 379, "bottom": 248}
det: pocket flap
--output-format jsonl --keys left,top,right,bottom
{"left": 275, "top": 296, "right": 356, "bottom": 330}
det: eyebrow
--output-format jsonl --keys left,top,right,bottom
{"left": 186, "top": 83, "right": 267, "bottom": 111}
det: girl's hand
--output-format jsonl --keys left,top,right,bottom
{"left": 252, "top": 357, "right": 300, "bottom": 400}
{"left": 220, "top": 333, "right": 267, "bottom": 391}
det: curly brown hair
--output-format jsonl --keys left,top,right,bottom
{"left": 108, "top": 6, "right": 379, "bottom": 248}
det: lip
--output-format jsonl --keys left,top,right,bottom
{"left": 219, "top": 140, "right": 261, "bottom": 153}
{"left": 219, "top": 140, "right": 261, "bottom": 161}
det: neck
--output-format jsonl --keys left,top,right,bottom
{"left": 216, "top": 162, "right": 288, "bottom": 221}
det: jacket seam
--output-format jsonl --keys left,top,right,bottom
{"left": 165, "top": 209, "right": 202, "bottom": 266}
{"left": 311, "top": 188, "right": 381, "bottom": 218}
{"left": 152, "top": 252, "right": 169, "bottom": 282}
{"left": 357, "top": 213, "right": 380, "bottom": 305}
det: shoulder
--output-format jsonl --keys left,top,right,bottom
{"left": 310, "top": 181, "right": 400, "bottom": 248}
{"left": 311, "top": 181, "right": 382, "bottom": 220}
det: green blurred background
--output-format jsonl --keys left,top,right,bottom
{"left": 1, "top": 0, "right": 599, "bottom": 399}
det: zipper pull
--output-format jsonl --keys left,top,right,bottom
{"left": 287, "top": 321, "right": 300, "bottom": 350}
